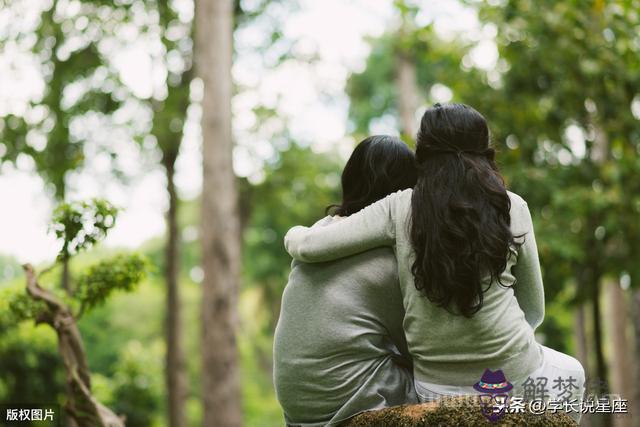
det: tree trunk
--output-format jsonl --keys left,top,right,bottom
{"left": 164, "top": 158, "right": 187, "bottom": 427}
{"left": 605, "top": 280, "right": 632, "bottom": 427}
{"left": 62, "top": 256, "right": 71, "bottom": 293}
{"left": 574, "top": 303, "right": 589, "bottom": 377}
{"left": 196, "top": 0, "right": 242, "bottom": 426}
{"left": 632, "top": 289, "right": 640, "bottom": 427}
{"left": 23, "top": 264, "right": 124, "bottom": 427}
{"left": 590, "top": 124, "right": 616, "bottom": 427}
{"left": 394, "top": 11, "right": 419, "bottom": 142}
{"left": 395, "top": 51, "right": 419, "bottom": 141}
{"left": 592, "top": 281, "right": 608, "bottom": 394}
{"left": 575, "top": 278, "right": 593, "bottom": 427}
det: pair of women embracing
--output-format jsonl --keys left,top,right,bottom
{"left": 273, "top": 104, "right": 585, "bottom": 426}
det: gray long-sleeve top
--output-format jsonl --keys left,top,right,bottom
{"left": 274, "top": 217, "right": 418, "bottom": 426}
{"left": 285, "top": 189, "right": 545, "bottom": 386}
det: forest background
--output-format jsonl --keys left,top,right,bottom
{"left": 0, "top": 0, "right": 639, "bottom": 426}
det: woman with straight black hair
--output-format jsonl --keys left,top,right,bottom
{"left": 285, "top": 104, "right": 585, "bottom": 422}
{"left": 327, "top": 135, "right": 418, "bottom": 216}
{"left": 274, "top": 135, "right": 418, "bottom": 426}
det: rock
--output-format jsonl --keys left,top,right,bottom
{"left": 342, "top": 396, "right": 577, "bottom": 427}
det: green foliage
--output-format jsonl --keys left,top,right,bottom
{"left": 51, "top": 199, "right": 119, "bottom": 261}
{"left": 79, "top": 278, "right": 164, "bottom": 378}
{"left": 80, "top": 253, "right": 283, "bottom": 427}
{"left": 2, "top": 289, "right": 48, "bottom": 326}
{"left": 145, "top": 0, "right": 193, "bottom": 169}
{"left": 0, "top": 323, "right": 64, "bottom": 405}
{"left": 348, "top": 0, "right": 640, "bottom": 303}
{"left": 0, "top": 198, "right": 147, "bottom": 327}
{"left": 347, "top": 26, "right": 481, "bottom": 137}
{"left": 469, "top": 0, "right": 640, "bottom": 296}
{"left": 1, "top": 0, "right": 296, "bottom": 424}
{"left": 109, "top": 340, "right": 164, "bottom": 427}
{"left": 239, "top": 288, "right": 284, "bottom": 427}
{"left": 344, "top": 2, "right": 640, "bottom": 395}
{"left": 0, "top": 255, "right": 22, "bottom": 284}
{"left": 75, "top": 253, "right": 148, "bottom": 314}
{"left": 9, "top": 1, "right": 639, "bottom": 425}
{"left": 241, "top": 144, "right": 341, "bottom": 326}
{"left": 0, "top": 1, "right": 129, "bottom": 199}
{"left": 347, "top": 35, "right": 397, "bottom": 135}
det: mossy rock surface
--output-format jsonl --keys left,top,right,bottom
{"left": 342, "top": 396, "right": 577, "bottom": 427}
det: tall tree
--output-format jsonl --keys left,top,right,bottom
{"left": 347, "top": 26, "right": 476, "bottom": 139}
{"left": 394, "top": 1, "right": 421, "bottom": 140}
{"left": 634, "top": 290, "right": 640, "bottom": 427}
{"left": 605, "top": 279, "right": 633, "bottom": 427}
{"left": 143, "top": 2, "right": 194, "bottom": 425}
{"left": 196, "top": 0, "right": 242, "bottom": 425}
{"left": 160, "top": 108, "right": 188, "bottom": 427}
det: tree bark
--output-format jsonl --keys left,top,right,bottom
{"left": 605, "top": 280, "right": 632, "bottom": 427}
{"left": 396, "top": 51, "right": 419, "bottom": 141}
{"left": 574, "top": 275, "right": 593, "bottom": 427}
{"left": 574, "top": 305, "right": 593, "bottom": 427}
{"left": 196, "top": 0, "right": 243, "bottom": 426}
{"left": 588, "top": 124, "right": 610, "bottom": 398}
{"left": 394, "top": 11, "right": 420, "bottom": 142}
{"left": 574, "top": 303, "right": 589, "bottom": 377}
{"left": 164, "top": 158, "right": 187, "bottom": 427}
{"left": 592, "top": 281, "right": 608, "bottom": 394}
{"left": 61, "top": 256, "right": 71, "bottom": 293}
{"left": 23, "top": 264, "right": 124, "bottom": 427}
{"left": 632, "top": 289, "right": 640, "bottom": 427}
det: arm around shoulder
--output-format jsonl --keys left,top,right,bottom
{"left": 283, "top": 190, "right": 406, "bottom": 263}
{"left": 284, "top": 225, "right": 316, "bottom": 262}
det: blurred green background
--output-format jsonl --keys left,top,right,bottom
{"left": 1, "top": 0, "right": 639, "bottom": 426}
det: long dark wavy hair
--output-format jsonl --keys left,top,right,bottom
{"left": 410, "top": 103, "right": 520, "bottom": 317}
{"left": 328, "top": 135, "right": 417, "bottom": 216}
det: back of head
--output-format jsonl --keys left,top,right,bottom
{"left": 329, "top": 135, "right": 417, "bottom": 217}
{"left": 410, "top": 103, "right": 517, "bottom": 317}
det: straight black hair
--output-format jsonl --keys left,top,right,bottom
{"left": 410, "top": 103, "right": 520, "bottom": 317}
{"left": 328, "top": 135, "right": 417, "bottom": 216}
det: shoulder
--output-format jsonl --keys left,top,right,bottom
{"left": 354, "top": 187, "right": 412, "bottom": 219}
{"left": 387, "top": 188, "right": 413, "bottom": 213}
{"left": 345, "top": 247, "right": 399, "bottom": 284}
{"left": 507, "top": 190, "right": 528, "bottom": 208}
{"left": 396, "top": 188, "right": 413, "bottom": 201}
{"left": 379, "top": 188, "right": 413, "bottom": 203}
{"left": 292, "top": 247, "right": 398, "bottom": 285}
{"left": 366, "top": 188, "right": 413, "bottom": 211}
{"left": 506, "top": 191, "right": 534, "bottom": 233}
{"left": 507, "top": 190, "right": 531, "bottom": 219}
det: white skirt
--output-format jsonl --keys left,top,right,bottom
{"left": 414, "top": 345, "right": 585, "bottom": 422}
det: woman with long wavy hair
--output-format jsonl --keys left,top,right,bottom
{"left": 285, "top": 104, "right": 584, "bottom": 421}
